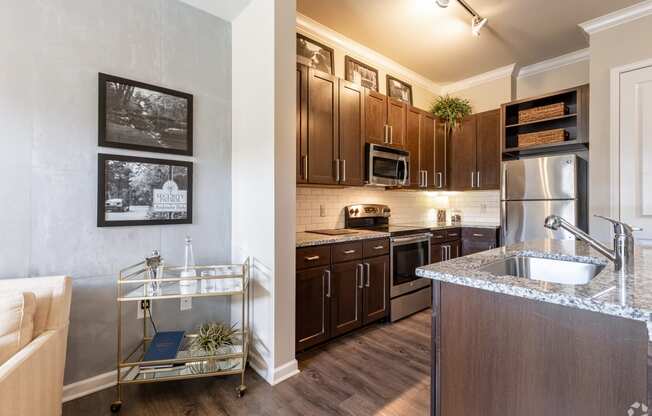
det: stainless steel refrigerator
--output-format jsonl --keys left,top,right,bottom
{"left": 501, "top": 154, "right": 588, "bottom": 245}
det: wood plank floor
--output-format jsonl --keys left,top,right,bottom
{"left": 63, "top": 310, "right": 431, "bottom": 416}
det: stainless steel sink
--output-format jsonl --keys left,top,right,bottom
{"left": 478, "top": 256, "right": 606, "bottom": 285}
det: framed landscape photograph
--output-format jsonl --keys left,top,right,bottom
{"left": 296, "top": 34, "right": 334, "bottom": 74}
{"left": 386, "top": 75, "right": 413, "bottom": 105}
{"left": 97, "top": 154, "right": 193, "bottom": 227}
{"left": 98, "top": 73, "right": 193, "bottom": 156}
{"left": 345, "top": 56, "right": 379, "bottom": 91}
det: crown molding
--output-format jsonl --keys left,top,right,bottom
{"left": 580, "top": 0, "right": 652, "bottom": 35}
{"left": 440, "top": 63, "right": 516, "bottom": 94}
{"left": 517, "top": 48, "right": 590, "bottom": 79}
{"left": 296, "top": 13, "right": 440, "bottom": 94}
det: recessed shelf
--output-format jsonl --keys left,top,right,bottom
{"left": 505, "top": 113, "right": 577, "bottom": 129}
{"left": 503, "top": 138, "right": 589, "bottom": 154}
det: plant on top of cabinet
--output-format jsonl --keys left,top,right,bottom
{"left": 430, "top": 95, "right": 472, "bottom": 130}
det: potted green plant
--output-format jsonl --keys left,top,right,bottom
{"left": 190, "top": 322, "right": 239, "bottom": 371}
{"left": 430, "top": 95, "right": 472, "bottom": 134}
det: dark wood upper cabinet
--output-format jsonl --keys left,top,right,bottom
{"left": 364, "top": 89, "right": 388, "bottom": 145}
{"left": 338, "top": 79, "right": 365, "bottom": 186}
{"left": 475, "top": 109, "right": 501, "bottom": 190}
{"left": 307, "top": 68, "right": 339, "bottom": 185}
{"left": 363, "top": 255, "right": 389, "bottom": 324}
{"left": 387, "top": 98, "right": 406, "bottom": 148}
{"left": 296, "top": 265, "right": 330, "bottom": 351}
{"left": 434, "top": 119, "right": 447, "bottom": 189}
{"left": 420, "top": 111, "right": 435, "bottom": 189}
{"left": 330, "top": 261, "right": 363, "bottom": 337}
{"left": 448, "top": 110, "right": 501, "bottom": 191}
{"left": 297, "top": 64, "right": 308, "bottom": 183}
{"left": 405, "top": 106, "right": 421, "bottom": 188}
{"left": 448, "top": 115, "right": 477, "bottom": 191}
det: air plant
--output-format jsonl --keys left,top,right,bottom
{"left": 190, "top": 322, "right": 238, "bottom": 354}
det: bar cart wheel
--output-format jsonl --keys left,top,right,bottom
{"left": 110, "top": 401, "right": 122, "bottom": 413}
{"left": 236, "top": 385, "right": 247, "bottom": 398}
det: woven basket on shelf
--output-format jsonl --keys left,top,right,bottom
{"left": 517, "top": 128, "right": 568, "bottom": 148}
{"left": 518, "top": 102, "right": 567, "bottom": 123}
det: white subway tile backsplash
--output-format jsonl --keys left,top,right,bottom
{"left": 296, "top": 187, "right": 500, "bottom": 231}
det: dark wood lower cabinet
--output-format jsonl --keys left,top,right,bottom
{"left": 462, "top": 227, "right": 499, "bottom": 256}
{"left": 432, "top": 282, "right": 648, "bottom": 416}
{"left": 296, "top": 266, "right": 330, "bottom": 351}
{"left": 362, "top": 255, "right": 389, "bottom": 323}
{"left": 330, "top": 261, "right": 363, "bottom": 336}
{"left": 296, "top": 242, "right": 390, "bottom": 352}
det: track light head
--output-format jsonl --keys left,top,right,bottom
{"left": 435, "top": 0, "right": 451, "bottom": 8}
{"left": 471, "top": 16, "right": 488, "bottom": 36}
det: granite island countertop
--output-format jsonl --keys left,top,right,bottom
{"left": 416, "top": 239, "right": 652, "bottom": 338}
{"left": 297, "top": 230, "right": 390, "bottom": 248}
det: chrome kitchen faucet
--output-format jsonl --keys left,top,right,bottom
{"left": 544, "top": 214, "right": 640, "bottom": 274}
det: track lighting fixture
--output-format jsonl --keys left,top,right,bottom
{"left": 435, "top": 0, "right": 488, "bottom": 36}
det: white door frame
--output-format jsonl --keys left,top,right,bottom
{"left": 609, "top": 58, "right": 652, "bottom": 220}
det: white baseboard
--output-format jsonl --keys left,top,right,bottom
{"left": 63, "top": 370, "right": 119, "bottom": 403}
{"left": 63, "top": 360, "right": 299, "bottom": 403}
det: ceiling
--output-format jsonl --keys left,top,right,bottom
{"left": 179, "top": 0, "right": 252, "bottom": 21}
{"left": 296, "top": 0, "right": 641, "bottom": 84}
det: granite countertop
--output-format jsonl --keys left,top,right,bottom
{"left": 417, "top": 239, "right": 652, "bottom": 337}
{"left": 297, "top": 230, "right": 390, "bottom": 248}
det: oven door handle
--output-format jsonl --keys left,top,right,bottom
{"left": 391, "top": 233, "right": 432, "bottom": 246}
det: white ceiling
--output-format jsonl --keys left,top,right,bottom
{"left": 178, "top": 0, "right": 252, "bottom": 21}
{"left": 296, "top": 0, "right": 642, "bottom": 84}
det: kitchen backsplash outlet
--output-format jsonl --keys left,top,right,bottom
{"left": 297, "top": 187, "right": 500, "bottom": 232}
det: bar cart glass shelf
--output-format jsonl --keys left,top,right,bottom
{"left": 110, "top": 257, "right": 251, "bottom": 413}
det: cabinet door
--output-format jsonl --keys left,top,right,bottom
{"left": 450, "top": 240, "right": 462, "bottom": 259}
{"left": 434, "top": 119, "right": 448, "bottom": 189}
{"left": 297, "top": 64, "right": 308, "bottom": 183}
{"left": 420, "top": 111, "right": 435, "bottom": 189}
{"left": 475, "top": 109, "right": 501, "bottom": 190}
{"left": 364, "top": 89, "right": 388, "bottom": 145}
{"left": 296, "top": 266, "right": 330, "bottom": 351}
{"left": 405, "top": 106, "right": 421, "bottom": 188}
{"left": 308, "top": 69, "right": 339, "bottom": 185}
{"left": 431, "top": 243, "right": 444, "bottom": 263}
{"left": 338, "top": 79, "right": 365, "bottom": 186}
{"left": 448, "top": 115, "right": 476, "bottom": 191}
{"left": 363, "top": 255, "right": 389, "bottom": 324}
{"left": 330, "top": 261, "right": 363, "bottom": 337}
{"left": 387, "top": 98, "right": 406, "bottom": 147}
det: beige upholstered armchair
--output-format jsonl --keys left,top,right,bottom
{"left": 0, "top": 276, "right": 72, "bottom": 416}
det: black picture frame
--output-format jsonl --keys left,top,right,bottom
{"left": 296, "top": 33, "right": 335, "bottom": 75}
{"left": 386, "top": 75, "right": 413, "bottom": 105}
{"left": 98, "top": 73, "right": 193, "bottom": 156}
{"left": 345, "top": 56, "right": 379, "bottom": 91}
{"left": 97, "top": 153, "right": 193, "bottom": 227}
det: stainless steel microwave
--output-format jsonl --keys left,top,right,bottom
{"left": 366, "top": 144, "right": 410, "bottom": 186}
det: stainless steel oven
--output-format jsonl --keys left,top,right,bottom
{"left": 367, "top": 144, "right": 409, "bottom": 186}
{"left": 390, "top": 232, "right": 432, "bottom": 321}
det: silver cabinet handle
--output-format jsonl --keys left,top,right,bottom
{"left": 305, "top": 255, "right": 320, "bottom": 261}
{"left": 440, "top": 246, "right": 446, "bottom": 261}
{"left": 334, "top": 159, "right": 340, "bottom": 182}
{"left": 342, "top": 159, "right": 346, "bottom": 183}
{"left": 384, "top": 125, "right": 389, "bottom": 143}
{"left": 325, "top": 269, "right": 331, "bottom": 298}
{"left": 302, "top": 155, "right": 308, "bottom": 180}
{"left": 343, "top": 249, "right": 356, "bottom": 254}
{"left": 471, "top": 171, "right": 475, "bottom": 188}
{"left": 364, "top": 263, "right": 371, "bottom": 287}
{"left": 477, "top": 171, "right": 481, "bottom": 188}
{"left": 434, "top": 234, "right": 443, "bottom": 239}
{"left": 437, "top": 172, "right": 443, "bottom": 188}
{"left": 473, "top": 233, "right": 484, "bottom": 238}
{"left": 448, "top": 233, "right": 458, "bottom": 237}
{"left": 373, "top": 245, "right": 384, "bottom": 250}
{"left": 389, "top": 125, "right": 393, "bottom": 144}
{"left": 425, "top": 171, "right": 428, "bottom": 188}
{"left": 357, "top": 264, "right": 364, "bottom": 289}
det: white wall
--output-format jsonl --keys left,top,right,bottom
{"left": 447, "top": 75, "right": 512, "bottom": 113}
{"left": 0, "top": 0, "right": 232, "bottom": 384}
{"left": 517, "top": 59, "right": 590, "bottom": 100}
{"left": 232, "top": 0, "right": 297, "bottom": 385}
{"left": 587, "top": 14, "right": 652, "bottom": 240}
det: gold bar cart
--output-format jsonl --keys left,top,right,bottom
{"left": 110, "top": 255, "right": 251, "bottom": 413}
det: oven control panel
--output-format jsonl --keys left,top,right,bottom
{"left": 345, "top": 204, "right": 391, "bottom": 218}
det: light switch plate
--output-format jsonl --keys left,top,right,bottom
{"left": 320, "top": 205, "right": 326, "bottom": 217}
{"left": 180, "top": 297, "right": 192, "bottom": 311}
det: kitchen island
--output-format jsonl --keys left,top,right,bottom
{"left": 417, "top": 239, "right": 652, "bottom": 416}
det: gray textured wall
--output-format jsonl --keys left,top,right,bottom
{"left": 0, "top": 0, "right": 232, "bottom": 384}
